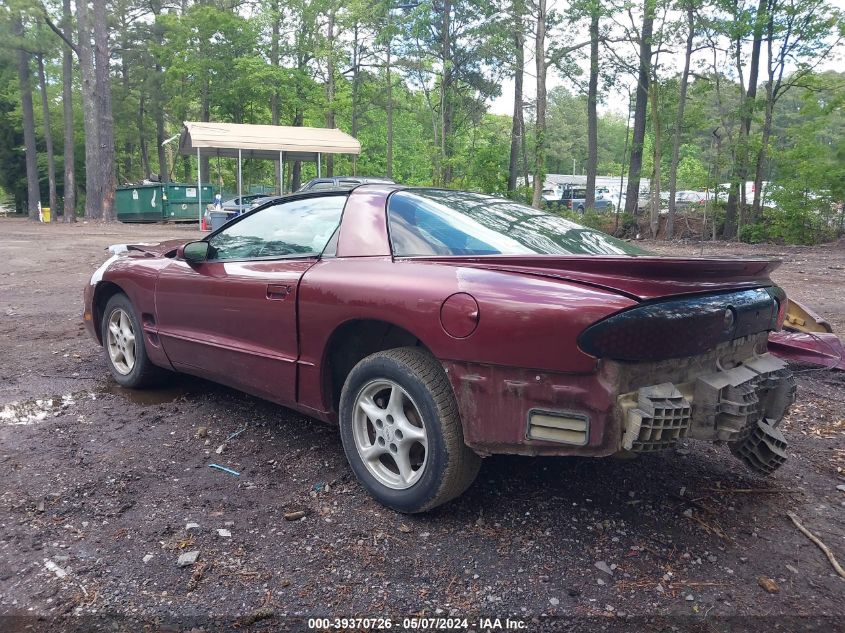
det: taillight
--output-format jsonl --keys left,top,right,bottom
{"left": 578, "top": 289, "right": 777, "bottom": 362}
{"left": 775, "top": 298, "right": 787, "bottom": 331}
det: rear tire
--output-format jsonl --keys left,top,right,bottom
{"left": 101, "top": 293, "right": 162, "bottom": 389}
{"left": 339, "top": 347, "right": 481, "bottom": 513}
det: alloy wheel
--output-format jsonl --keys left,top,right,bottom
{"left": 106, "top": 308, "right": 136, "bottom": 375}
{"left": 352, "top": 379, "right": 428, "bottom": 490}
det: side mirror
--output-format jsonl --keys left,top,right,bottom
{"left": 180, "top": 241, "right": 210, "bottom": 264}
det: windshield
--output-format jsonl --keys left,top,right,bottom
{"left": 387, "top": 189, "right": 645, "bottom": 257}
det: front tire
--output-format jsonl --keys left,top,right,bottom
{"left": 339, "top": 347, "right": 481, "bottom": 513}
{"left": 101, "top": 293, "right": 162, "bottom": 388}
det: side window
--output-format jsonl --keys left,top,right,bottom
{"left": 388, "top": 192, "right": 500, "bottom": 256}
{"left": 207, "top": 195, "right": 346, "bottom": 261}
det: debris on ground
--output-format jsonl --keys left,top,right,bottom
{"left": 787, "top": 511, "right": 845, "bottom": 579}
{"left": 238, "top": 607, "right": 274, "bottom": 626}
{"left": 208, "top": 463, "right": 240, "bottom": 476}
{"left": 44, "top": 560, "right": 68, "bottom": 579}
{"left": 283, "top": 511, "right": 306, "bottom": 521}
{"left": 758, "top": 576, "right": 780, "bottom": 594}
{"left": 177, "top": 551, "right": 200, "bottom": 567}
{"left": 594, "top": 561, "right": 613, "bottom": 576}
{"left": 768, "top": 331, "right": 845, "bottom": 370}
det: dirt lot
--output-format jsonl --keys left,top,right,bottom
{"left": 1, "top": 217, "right": 843, "bottom": 632}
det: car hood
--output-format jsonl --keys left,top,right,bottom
{"left": 121, "top": 240, "right": 188, "bottom": 257}
{"left": 413, "top": 255, "right": 781, "bottom": 301}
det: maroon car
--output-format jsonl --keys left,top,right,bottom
{"left": 83, "top": 186, "right": 796, "bottom": 512}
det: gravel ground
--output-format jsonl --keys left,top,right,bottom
{"left": 1, "top": 218, "right": 843, "bottom": 632}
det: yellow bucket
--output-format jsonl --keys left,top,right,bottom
{"left": 41, "top": 207, "right": 51, "bottom": 222}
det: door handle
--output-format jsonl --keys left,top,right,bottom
{"left": 266, "top": 284, "right": 292, "bottom": 300}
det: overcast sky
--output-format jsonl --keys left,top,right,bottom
{"left": 488, "top": 0, "right": 845, "bottom": 118}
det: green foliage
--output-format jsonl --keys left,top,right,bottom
{"left": 738, "top": 222, "right": 768, "bottom": 244}
{"left": 1, "top": 0, "right": 843, "bottom": 240}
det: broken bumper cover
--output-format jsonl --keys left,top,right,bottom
{"left": 444, "top": 334, "right": 796, "bottom": 475}
{"left": 617, "top": 352, "right": 795, "bottom": 474}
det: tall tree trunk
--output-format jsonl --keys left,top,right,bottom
{"left": 648, "top": 81, "right": 661, "bottom": 237}
{"left": 14, "top": 15, "right": 40, "bottom": 220}
{"left": 76, "top": 0, "right": 100, "bottom": 218}
{"left": 37, "top": 54, "right": 58, "bottom": 222}
{"left": 386, "top": 36, "right": 394, "bottom": 180}
{"left": 724, "top": 0, "right": 766, "bottom": 238}
{"left": 61, "top": 0, "right": 76, "bottom": 222}
{"left": 325, "top": 8, "right": 336, "bottom": 177}
{"left": 120, "top": 50, "right": 132, "bottom": 184}
{"left": 440, "top": 0, "right": 452, "bottom": 185}
{"left": 751, "top": 10, "right": 780, "bottom": 221}
{"left": 351, "top": 23, "right": 361, "bottom": 176}
{"left": 623, "top": 0, "right": 654, "bottom": 216}
{"left": 291, "top": 107, "right": 304, "bottom": 191}
{"left": 667, "top": 3, "right": 694, "bottom": 239}
{"left": 751, "top": 98, "right": 773, "bottom": 220}
{"left": 92, "top": 0, "right": 115, "bottom": 220}
{"left": 151, "top": 1, "right": 168, "bottom": 182}
{"left": 270, "top": 0, "right": 281, "bottom": 188}
{"left": 200, "top": 76, "right": 210, "bottom": 184}
{"left": 585, "top": 6, "right": 599, "bottom": 211}
{"left": 138, "top": 94, "right": 150, "bottom": 178}
{"left": 521, "top": 115, "right": 529, "bottom": 194}
{"left": 155, "top": 106, "right": 168, "bottom": 181}
{"left": 531, "top": 0, "right": 548, "bottom": 208}
{"left": 507, "top": 0, "right": 525, "bottom": 195}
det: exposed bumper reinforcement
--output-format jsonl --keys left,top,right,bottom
{"left": 618, "top": 352, "right": 796, "bottom": 474}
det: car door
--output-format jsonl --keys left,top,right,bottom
{"left": 155, "top": 194, "right": 347, "bottom": 404}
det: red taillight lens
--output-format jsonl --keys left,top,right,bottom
{"left": 775, "top": 298, "right": 787, "bottom": 331}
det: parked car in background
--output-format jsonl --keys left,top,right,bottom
{"left": 201, "top": 193, "right": 281, "bottom": 230}
{"left": 298, "top": 176, "right": 395, "bottom": 192}
{"left": 541, "top": 187, "right": 559, "bottom": 202}
{"left": 84, "top": 185, "right": 796, "bottom": 512}
{"left": 637, "top": 190, "right": 670, "bottom": 211}
{"left": 248, "top": 195, "right": 280, "bottom": 209}
{"left": 716, "top": 181, "right": 772, "bottom": 207}
{"left": 223, "top": 193, "right": 269, "bottom": 213}
{"left": 673, "top": 190, "right": 707, "bottom": 210}
{"left": 546, "top": 185, "right": 615, "bottom": 212}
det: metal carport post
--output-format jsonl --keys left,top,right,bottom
{"left": 197, "top": 148, "right": 201, "bottom": 223}
{"left": 238, "top": 149, "right": 243, "bottom": 212}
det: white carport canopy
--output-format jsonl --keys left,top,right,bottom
{"left": 178, "top": 122, "right": 361, "bottom": 221}
{"left": 179, "top": 121, "right": 361, "bottom": 162}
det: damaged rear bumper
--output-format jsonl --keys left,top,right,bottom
{"left": 444, "top": 332, "right": 796, "bottom": 475}
{"left": 617, "top": 352, "right": 795, "bottom": 474}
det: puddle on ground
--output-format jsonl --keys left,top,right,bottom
{"left": 97, "top": 381, "right": 191, "bottom": 406}
{"left": 2, "top": 382, "right": 192, "bottom": 426}
{"left": 0, "top": 393, "right": 90, "bottom": 426}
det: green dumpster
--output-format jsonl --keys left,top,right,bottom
{"left": 115, "top": 185, "right": 164, "bottom": 222}
{"left": 115, "top": 183, "right": 214, "bottom": 223}
{"left": 163, "top": 184, "right": 214, "bottom": 222}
